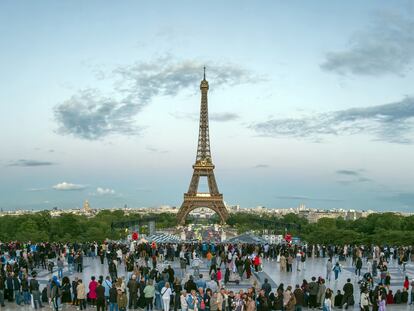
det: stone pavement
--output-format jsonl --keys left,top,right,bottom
{"left": 1, "top": 256, "right": 413, "bottom": 311}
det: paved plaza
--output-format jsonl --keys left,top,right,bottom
{"left": 1, "top": 255, "right": 414, "bottom": 311}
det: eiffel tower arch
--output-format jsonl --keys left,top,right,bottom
{"left": 177, "top": 68, "right": 229, "bottom": 225}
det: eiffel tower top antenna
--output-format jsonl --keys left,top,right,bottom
{"left": 203, "top": 66, "right": 206, "bottom": 80}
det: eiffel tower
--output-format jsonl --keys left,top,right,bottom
{"left": 176, "top": 68, "right": 229, "bottom": 225}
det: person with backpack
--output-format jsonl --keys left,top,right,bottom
{"left": 50, "top": 276, "right": 61, "bottom": 311}
{"left": 333, "top": 263, "right": 341, "bottom": 281}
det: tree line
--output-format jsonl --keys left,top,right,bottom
{"left": 0, "top": 210, "right": 413, "bottom": 245}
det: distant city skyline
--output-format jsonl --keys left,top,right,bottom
{"left": 1, "top": 1, "right": 414, "bottom": 212}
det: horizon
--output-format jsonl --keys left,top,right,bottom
{"left": 1, "top": 1, "right": 414, "bottom": 213}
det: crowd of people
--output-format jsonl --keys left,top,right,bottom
{"left": 0, "top": 241, "right": 413, "bottom": 311}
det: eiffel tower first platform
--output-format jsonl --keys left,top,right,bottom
{"left": 176, "top": 68, "right": 229, "bottom": 225}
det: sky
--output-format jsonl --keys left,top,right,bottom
{"left": 1, "top": 0, "right": 414, "bottom": 212}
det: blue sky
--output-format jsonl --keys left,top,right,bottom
{"left": 1, "top": 0, "right": 414, "bottom": 212}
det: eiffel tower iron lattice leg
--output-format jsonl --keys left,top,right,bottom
{"left": 177, "top": 68, "right": 229, "bottom": 225}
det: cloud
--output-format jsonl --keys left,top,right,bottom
{"left": 275, "top": 195, "right": 342, "bottom": 202}
{"left": 146, "top": 146, "right": 169, "bottom": 153}
{"left": 321, "top": 11, "right": 414, "bottom": 76}
{"left": 336, "top": 170, "right": 360, "bottom": 176}
{"left": 7, "top": 159, "right": 55, "bottom": 167}
{"left": 336, "top": 169, "right": 372, "bottom": 185}
{"left": 55, "top": 89, "right": 143, "bottom": 140}
{"left": 209, "top": 112, "right": 240, "bottom": 122}
{"left": 113, "top": 56, "right": 261, "bottom": 102}
{"left": 52, "top": 182, "right": 86, "bottom": 191}
{"left": 55, "top": 56, "right": 259, "bottom": 140}
{"left": 251, "top": 96, "right": 414, "bottom": 144}
{"left": 26, "top": 188, "right": 49, "bottom": 192}
{"left": 171, "top": 111, "right": 240, "bottom": 122}
{"left": 254, "top": 164, "right": 270, "bottom": 168}
{"left": 95, "top": 187, "right": 115, "bottom": 195}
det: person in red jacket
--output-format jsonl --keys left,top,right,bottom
{"left": 88, "top": 276, "right": 98, "bottom": 306}
{"left": 404, "top": 276, "right": 410, "bottom": 290}
{"left": 253, "top": 255, "right": 261, "bottom": 272}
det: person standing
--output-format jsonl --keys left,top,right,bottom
{"left": 77, "top": 280, "right": 87, "bottom": 310}
{"left": 316, "top": 279, "right": 326, "bottom": 309}
{"left": 326, "top": 260, "right": 333, "bottom": 282}
{"left": 323, "top": 289, "right": 332, "bottom": 311}
{"left": 355, "top": 257, "right": 363, "bottom": 278}
{"left": 180, "top": 290, "right": 188, "bottom": 311}
{"left": 57, "top": 257, "right": 64, "bottom": 279}
{"left": 29, "top": 273, "right": 43, "bottom": 309}
{"left": 333, "top": 263, "right": 341, "bottom": 281}
{"left": 21, "top": 274, "right": 31, "bottom": 305}
{"left": 308, "top": 277, "right": 318, "bottom": 310}
{"left": 410, "top": 279, "right": 414, "bottom": 305}
{"left": 144, "top": 279, "right": 155, "bottom": 311}
{"left": 378, "top": 293, "right": 386, "bottom": 311}
{"left": 293, "top": 284, "right": 304, "bottom": 311}
{"left": 342, "top": 279, "right": 354, "bottom": 310}
{"left": 109, "top": 283, "right": 119, "bottom": 311}
{"left": 161, "top": 282, "right": 173, "bottom": 311}
{"left": 50, "top": 276, "right": 60, "bottom": 311}
{"left": 12, "top": 272, "right": 21, "bottom": 305}
{"left": 96, "top": 279, "right": 106, "bottom": 311}
{"left": 104, "top": 276, "right": 112, "bottom": 306}
{"left": 360, "top": 289, "right": 371, "bottom": 311}
{"left": 89, "top": 276, "right": 98, "bottom": 306}
{"left": 118, "top": 290, "right": 128, "bottom": 311}
{"left": 0, "top": 273, "right": 6, "bottom": 307}
{"left": 127, "top": 274, "right": 139, "bottom": 309}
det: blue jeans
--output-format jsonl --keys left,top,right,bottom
{"left": 23, "top": 291, "right": 31, "bottom": 304}
{"left": 58, "top": 267, "right": 63, "bottom": 278}
{"left": 110, "top": 302, "right": 119, "bottom": 311}
{"left": 32, "top": 290, "right": 43, "bottom": 309}
{"left": 14, "top": 290, "right": 21, "bottom": 305}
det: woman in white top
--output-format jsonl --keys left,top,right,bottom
{"left": 180, "top": 290, "right": 188, "bottom": 311}
{"left": 161, "top": 282, "right": 173, "bottom": 311}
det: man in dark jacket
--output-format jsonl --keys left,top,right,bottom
{"left": 257, "top": 289, "right": 270, "bottom": 311}
{"left": 308, "top": 277, "right": 318, "bottom": 309}
{"left": 261, "top": 278, "right": 272, "bottom": 298}
{"left": 342, "top": 278, "right": 354, "bottom": 309}
{"left": 127, "top": 275, "right": 139, "bottom": 309}
{"left": 96, "top": 280, "right": 106, "bottom": 311}
{"left": 293, "top": 284, "right": 305, "bottom": 309}
{"left": 0, "top": 273, "right": 6, "bottom": 307}
{"left": 6, "top": 273, "right": 14, "bottom": 302}
{"left": 30, "top": 274, "right": 43, "bottom": 309}
{"left": 184, "top": 276, "right": 197, "bottom": 293}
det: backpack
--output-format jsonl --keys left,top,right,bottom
{"left": 42, "top": 288, "right": 48, "bottom": 302}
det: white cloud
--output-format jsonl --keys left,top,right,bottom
{"left": 52, "top": 182, "right": 86, "bottom": 191}
{"left": 96, "top": 187, "right": 116, "bottom": 195}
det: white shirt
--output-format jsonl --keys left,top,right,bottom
{"left": 161, "top": 287, "right": 172, "bottom": 299}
